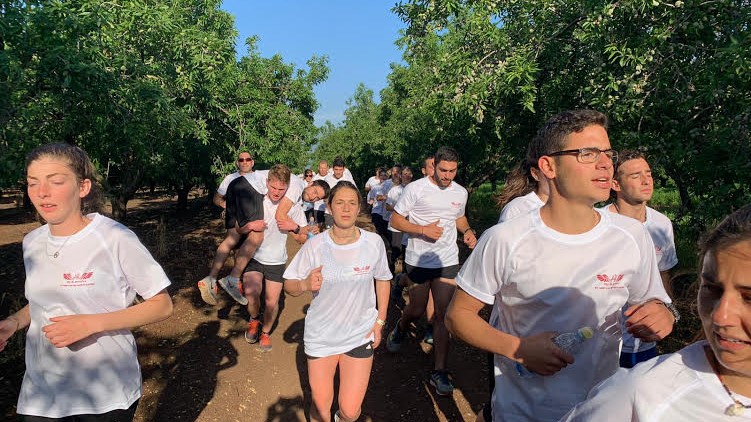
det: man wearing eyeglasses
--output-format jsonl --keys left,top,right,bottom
{"left": 446, "top": 110, "right": 676, "bottom": 422}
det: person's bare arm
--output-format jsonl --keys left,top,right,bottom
{"left": 213, "top": 193, "right": 226, "bottom": 209}
{"left": 447, "top": 288, "right": 572, "bottom": 375}
{"left": 275, "top": 197, "right": 295, "bottom": 224}
{"left": 0, "top": 305, "right": 31, "bottom": 351}
{"left": 390, "top": 213, "right": 443, "bottom": 240}
{"left": 455, "top": 215, "right": 477, "bottom": 249}
{"left": 42, "top": 290, "right": 173, "bottom": 348}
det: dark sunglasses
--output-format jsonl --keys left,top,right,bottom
{"left": 237, "top": 158, "right": 253, "bottom": 163}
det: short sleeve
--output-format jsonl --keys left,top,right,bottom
{"left": 393, "top": 182, "right": 418, "bottom": 217}
{"left": 455, "top": 227, "right": 506, "bottom": 305}
{"left": 116, "top": 229, "right": 171, "bottom": 299}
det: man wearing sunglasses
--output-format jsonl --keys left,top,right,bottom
{"left": 198, "top": 151, "right": 266, "bottom": 306}
{"left": 447, "top": 110, "right": 676, "bottom": 422}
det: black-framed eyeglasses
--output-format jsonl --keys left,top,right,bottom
{"left": 237, "top": 158, "right": 253, "bottom": 163}
{"left": 547, "top": 147, "right": 618, "bottom": 164}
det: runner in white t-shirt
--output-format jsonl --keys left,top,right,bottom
{"left": 0, "top": 144, "right": 173, "bottom": 420}
{"left": 323, "top": 157, "right": 357, "bottom": 228}
{"left": 384, "top": 166, "right": 412, "bottom": 273}
{"left": 446, "top": 110, "right": 676, "bottom": 422}
{"left": 601, "top": 150, "right": 678, "bottom": 368}
{"left": 241, "top": 165, "right": 309, "bottom": 352}
{"left": 311, "top": 160, "right": 329, "bottom": 225}
{"left": 368, "top": 167, "right": 391, "bottom": 240}
{"left": 283, "top": 181, "right": 392, "bottom": 422}
{"left": 562, "top": 205, "right": 751, "bottom": 421}
{"left": 386, "top": 147, "right": 478, "bottom": 396}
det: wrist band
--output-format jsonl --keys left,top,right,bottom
{"left": 376, "top": 318, "right": 386, "bottom": 327}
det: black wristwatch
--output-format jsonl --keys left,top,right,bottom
{"left": 292, "top": 225, "right": 301, "bottom": 234}
{"left": 662, "top": 301, "right": 681, "bottom": 323}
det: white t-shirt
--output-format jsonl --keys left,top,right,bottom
{"left": 393, "top": 177, "right": 468, "bottom": 268}
{"left": 217, "top": 171, "right": 242, "bottom": 196}
{"left": 498, "top": 191, "right": 545, "bottom": 223}
{"left": 561, "top": 341, "right": 751, "bottom": 421}
{"left": 323, "top": 173, "right": 357, "bottom": 215}
{"left": 365, "top": 175, "right": 379, "bottom": 191}
{"left": 600, "top": 204, "right": 679, "bottom": 354}
{"left": 384, "top": 184, "right": 405, "bottom": 229}
{"left": 368, "top": 180, "right": 392, "bottom": 215}
{"left": 18, "top": 213, "right": 171, "bottom": 418}
{"left": 253, "top": 196, "right": 308, "bottom": 266}
{"left": 283, "top": 229, "right": 392, "bottom": 357}
{"left": 455, "top": 208, "right": 671, "bottom": 422}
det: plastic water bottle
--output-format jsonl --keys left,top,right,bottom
{"left": 515, "top": 326, "right": 594, "bottom": 378}
{"left": 307, "top": 216, "right": 316, "bottom": 239}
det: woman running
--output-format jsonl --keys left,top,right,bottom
{"left": 283, "top": 181, "right": 392, "bottom": 422}
{"left": 0, "top": 143, "right": 173, "bottom": 421}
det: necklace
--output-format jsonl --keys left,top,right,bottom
{"left": 707, "top": 346, "right": 751, "bottom": 416}
{"left": 721, "top": 382, "right": 751, "bottom": 416}
{"left": 47, "top": 235, "right": 71, "bottom": 258}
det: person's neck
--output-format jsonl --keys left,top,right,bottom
{"left": 330, "top": 225, "right": 359, "bottom": 244}
{"left": 612, "top": 198, "right": 647, "bottom": 222}
{"left": 706, "top": 346, "right": 751, "bottom": 399}
{"left": 239, "top": 169, "right": 252, "bottom": 175}
{"left": 539, "top": 195, "right": 600, "bottom": 235}
{"left": 535, "top": 190, "right": 550, "bottom": 204}
{"left": 50, "top": 214, "right": 91, "bottom": 237}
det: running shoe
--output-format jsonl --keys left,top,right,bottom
{"left": 218, "top": 275, "right": 248, "bottom": 305}
{"left": 259, "top": 331, "right": 272, "bottom": 351}
{"left": 430, "top": 370, "right": 454, "bottom": 396}
{"left": 197, "top": 276, "right": 218, "bottom": 305}
{"left": 423, "top": 324, "right": 434, "bottom": 345}
{"left": 245, "top": 318, "right": 261, "bottom": 344}
{"left": 386, "top": 319, "right": 405, "bottom": 352}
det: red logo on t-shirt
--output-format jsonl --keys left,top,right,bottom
{"left": 655, "top": 246, "right": 663, "bottom": 256}
{"left": 450, "top": 201, "right": 462, "bottom": 208}
{"left": 62, "top": 272, "right": 95, "bottom": 286}
{"left": 595, "top": 274, "right": 625, "bottom": 290}
{"left": 353, "top": 265, "right": 371, "bottom": 275}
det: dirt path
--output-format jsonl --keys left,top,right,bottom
{"left": 0, "top": 193, "right": 487, "bottom": 422}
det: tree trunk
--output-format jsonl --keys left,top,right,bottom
{"left": 110, "top": 195, "right": 129, "bottom": 221}
{"left": 176, "top": 184, "right": 192, "bottom": 210}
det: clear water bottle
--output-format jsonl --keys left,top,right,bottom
{"left": 307, "top": 216, "right": 316, "bottom": 239}
{"left": 515, "top": 326, "right": 594, "bottom": 378}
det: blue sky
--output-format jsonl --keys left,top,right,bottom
{"left": 221, "top": 1, "right": 406, "bottom": 126}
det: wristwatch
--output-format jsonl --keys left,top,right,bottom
{"left": 662, "top": 301, "right": 681, "bottom": 323}
{"left": 292, "top": 225, "right": 301, "bottom": 234}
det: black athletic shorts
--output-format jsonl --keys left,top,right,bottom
{"left": 306, "top": 341, "right": 374, "bottom": 360}
{"left": 244, "top": 259, "right": 285, "bottom": 282}
{"left": 404, "top": 263, "right": 460, "bottom": 284}
{"left": 225, "top": 176, "right": 264, "bottom": 229}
